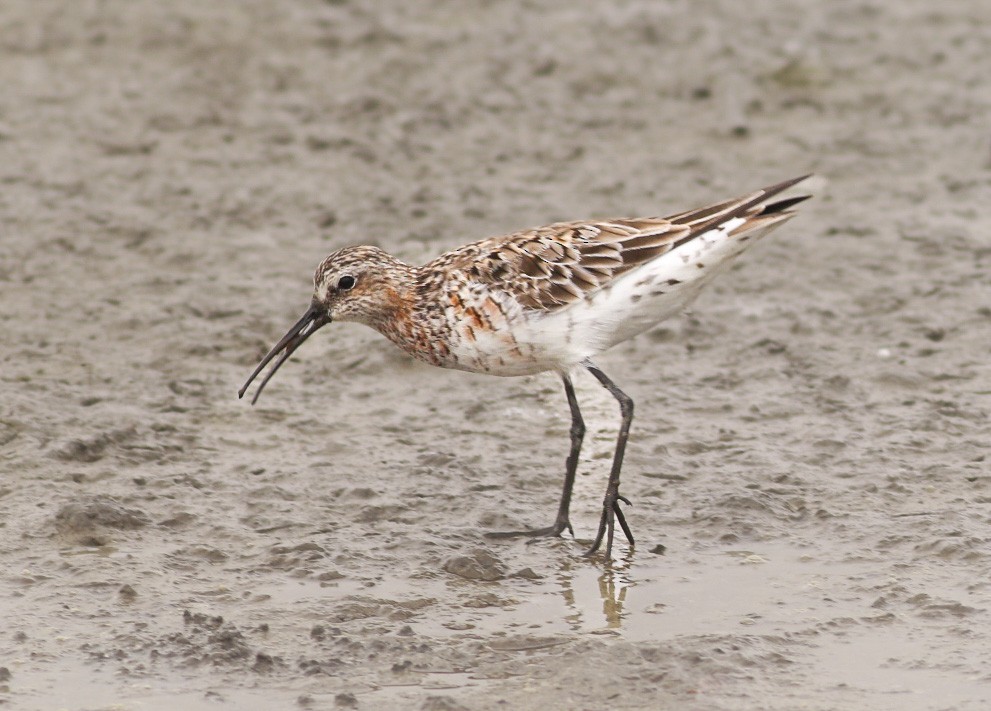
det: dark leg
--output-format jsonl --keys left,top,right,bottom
{"left": 583, "top": 360, "right": 635, "bottom": 558}
{"left": 553, "top": 372, "right": 584, "bottom": 536}
{"left": 487, "top": 372, "right": 584, "bottom": 539}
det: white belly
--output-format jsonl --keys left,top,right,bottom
{"left": 511, "top": 218, "right": 783, "bottom": 370}
{"left": 438, "top": 218, "right": 784, "bottom": 376}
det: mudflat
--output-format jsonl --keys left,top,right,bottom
{"left": 1, "top": 1, "right": 988, "bottom": 709}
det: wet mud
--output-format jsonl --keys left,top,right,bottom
{"left": 1, "top": 0, "right": 990, "bottom": 709}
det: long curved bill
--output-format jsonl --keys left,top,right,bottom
{"left": 238, "top": 304, "right": 331, "bottom": 405}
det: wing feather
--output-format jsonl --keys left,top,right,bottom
{"left": 427, "top": 175, "right": 811, "bottom": 312}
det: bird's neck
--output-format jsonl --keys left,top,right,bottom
{"left": 370, "top": 266, "right": 455, "bottom": 368}
{"left": 362, "top": 261, "right": 417, "bottom": 337}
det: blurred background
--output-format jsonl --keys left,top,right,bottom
{"left": 1, "top": 1, "right": 988, "bottom": 709}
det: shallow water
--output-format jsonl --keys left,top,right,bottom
{"left": 2, "top": 0, "right": 990, "bottom": 708}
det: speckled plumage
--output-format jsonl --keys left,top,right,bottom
{"left": 240, "top": 176, "right": 812, "bottom": 559}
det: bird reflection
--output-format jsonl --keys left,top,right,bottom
{"left": 556, "top": 547, "right": 636, "bottom": 631}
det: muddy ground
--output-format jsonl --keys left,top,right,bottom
{"left": 1, "top": 1, "right": 990, "bottom": 709}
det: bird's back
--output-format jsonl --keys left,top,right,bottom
{"left": 414, "top": 177, "right": 810, "bottom": 375}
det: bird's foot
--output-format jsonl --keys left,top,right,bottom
{"left": 486, "top": 517, "right": 574, "bottom": 540}
{"left": 583, "top": 493, "right": 634, "bottom": 559}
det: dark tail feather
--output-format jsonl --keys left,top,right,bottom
{"left": 672, "top": 174, "right": 812, "bottom": 249}
{"left": 763, "top": 194, "right": 812, "bottom": 214}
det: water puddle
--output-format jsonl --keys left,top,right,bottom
{"left": 405, "top": 542, "right": 869, "bottom": 643}
{"left": 549, "top": 543, "right": 844, "bottom": 641}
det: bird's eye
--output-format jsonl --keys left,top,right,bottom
{"left": 337, "top": 275, "right": 356, "bottom": 291}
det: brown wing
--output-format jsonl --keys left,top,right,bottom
{"left": 448, "top": 218, "right": 689, "bottom": 309}
{"left": 430, "top": 175, "right": 811, "bottom": 311}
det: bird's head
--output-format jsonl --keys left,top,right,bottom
{"left": 238, "top": 246, "right": 412, "bottom": 404}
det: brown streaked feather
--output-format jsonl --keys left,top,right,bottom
{"left": 668, "top": 175, "right": 811, "bottom": 249}
{"left": 729, "top": 211, "right": 792, "bottom": 236}
{"left": 664, "top": 196, "right": 743, "bottom": 225}
{"left": 427, "top": 175, "right": 811, "bottom": 312}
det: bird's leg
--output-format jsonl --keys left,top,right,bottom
{"left": 550, "top": 372, "right": 584, "bottom": 536}
{"left": 583, "top": 360, "right": 635, "bottom": 559}
{"left": 487, "top": 372, "right": 584, "bottom": 540}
